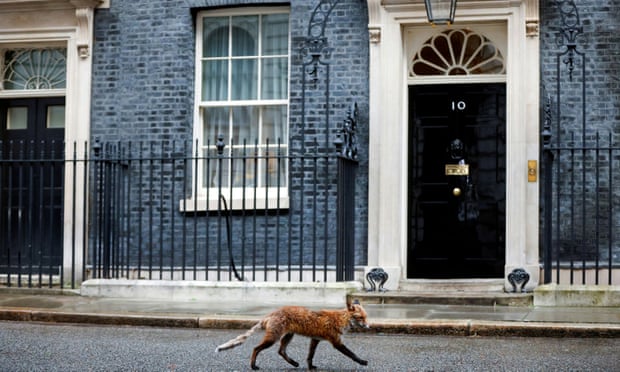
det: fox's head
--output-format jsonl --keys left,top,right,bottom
{"left": 347, "top": 299, "right": 370, "bottom": 329}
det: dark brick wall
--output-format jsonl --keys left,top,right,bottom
{"left": 540, "top": 1, "right": 620, "bottom": 264}
{"left": 90, "top": 0, "right": 369, "bottom": 273}
{"left": 541, "top": 0, "right": 620, "bottom": 138}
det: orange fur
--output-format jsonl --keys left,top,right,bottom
{"left": 216, "top": 300, "right": 369, "bottom": 370}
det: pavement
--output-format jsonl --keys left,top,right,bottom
{"left": 1, "top": 287, "right": 619, "bottom": 337}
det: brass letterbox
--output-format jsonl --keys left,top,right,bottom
{"left": 445, "top": 164, "right": 469, "bottom": 176}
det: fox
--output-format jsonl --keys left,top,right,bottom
{"left": 215, "top": 299, "right": 370, "bottom": 370}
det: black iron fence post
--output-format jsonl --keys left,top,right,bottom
{"left": 335, "top": 103, "right": 359, "bottom": 281}
{"left": 541, "top": 95, "right": 554, "bottom": 284}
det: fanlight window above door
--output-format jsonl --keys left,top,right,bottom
{"left": 1, "top": 48, "right": 67, "bottom": 90}
{"left": 410, "top": 29, "right": 505, "bottom": 77}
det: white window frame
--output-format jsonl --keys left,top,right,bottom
{"left": 183, "top": 6, "right": 291, "bottom": 212}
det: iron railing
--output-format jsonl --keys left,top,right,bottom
{"left": 0, "top": 117, "right": 359, "bottom": 288}
{"left": 541, "top": 1, "right": 620, "bottom": 285}
{"left": 542, "top": 128, "right": 620, "bottom": 285}
{"left": 89, "top": 136, "right": 357, "bottom": 283}
{"left": 0, "top": 140, "right": 70, "bottom": 287}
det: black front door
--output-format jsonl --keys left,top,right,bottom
{"left": 408, "top": 84, "right": 505, "bottom": 279}
{"left": 0, "top": 97, "right": 65, "bottom": 274}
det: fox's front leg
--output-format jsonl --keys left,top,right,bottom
{"left": 306, "top": 338, "right": 320, "bottom": 369}
{"left": 332, "top": 341, "right": 368, "bottom": 366}
{"left": 278, "top": 333, "right": 299, "bottom": 368}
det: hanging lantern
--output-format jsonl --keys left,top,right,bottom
{"left": 424, "top": 0, "right": 458, "bottom": 25}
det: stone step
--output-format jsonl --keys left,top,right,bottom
{"left": 398, "top": 279, "right": 506, "bottom": 292}
{"left": 350, "top": 290, "right": 533, "bottom": 306}
{"left": 352, "top": 279, "right": 532, "bottom": 306}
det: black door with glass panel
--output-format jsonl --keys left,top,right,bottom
{"left": 0, "top": 97, "right": 65, "bottom": 274}
{"left": 408, "top": 84, "right": 505, "bottom": 279}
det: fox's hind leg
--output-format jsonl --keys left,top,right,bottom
{"left": 251, "top": 332, "right": 278, "bottom": 370}
{"left": 277, "top": 333, "right": 299, "bottom": 367}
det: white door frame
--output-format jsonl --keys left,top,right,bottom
{"left": 0, "top": 0, "right": 107, "bottom": 285}
{"left": 365, "top": 0, "right": 540, "bottom": 291}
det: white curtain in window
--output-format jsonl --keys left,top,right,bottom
{"left": 202, "top": 17, "right": 228, "bottom": 101}
{"left": 262, "top": 105, "right": 286, "bottom": 144}
{"left": 231, "top": 16, "right": 258, "bottom": 100}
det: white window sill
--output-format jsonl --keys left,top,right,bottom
{"left": 179, "top": 189, "right": 289, "bottom": 212}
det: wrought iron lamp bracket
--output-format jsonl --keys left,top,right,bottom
{"left": 556, "top": 1, "right": 586, "bottom": 81}
{"left": 298, "top": 0, "right": 340, "bottom": 87}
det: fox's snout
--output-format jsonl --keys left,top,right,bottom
{"left": 350, "top": 316, "right": 370, "bottom": 329}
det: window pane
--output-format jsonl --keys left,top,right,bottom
{"left": 203, "top": 107, "right": 229, "bottom": 145}
{"left": 262, "top": 105, "right": 287, "bottom": 143}
{"left": 261, "top": 57, "right": 288, "bottom": 99}
{"left": 203, "top": 147, "right": 229, "bottom": 188}
{"left": 260, "top": 148, "right": 287, "bottom": 188}
{"left": 232, "top": 106, "right": 259, "bottom": 143}
{"left": 232, "top": 16, "right": 258, "bottom": 56}
{"left": 47, "top": 105, "right": 65, "bottom": 128}
{"left": 231, "top": 146, "right": 253, "bottom": 187}
{"left": 262, "top": 106, "right": 287, "bottom": 188}
{"left": 231, "top": 59, "right": 257, "bottom": 100}
{"left": 6, "top": 107, "right": 28, "bottom": 130}
{"left": 262, "top": 14, "right": 289, "bottom": 55}
{"left": 203, "top": 17, "right": 229, "bottom": 58}
{"left": 202, "top": 60, "right": 228, "bottom": 101}
{"left": 3, "top": 49, "right": 66, "bottom": 90}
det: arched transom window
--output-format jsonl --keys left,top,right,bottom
{"left": 409, "top": 29, "right": 505, "bottom": 77}
{"left": 1, "top": 48, "right": 66, "bottom": 91}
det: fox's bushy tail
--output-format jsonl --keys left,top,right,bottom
{"left": 215, "top": 322, "right": 262, "bottom": 352}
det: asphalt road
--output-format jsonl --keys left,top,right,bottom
{"left": 1, "top": 321, "right": 619, "bottom": 371}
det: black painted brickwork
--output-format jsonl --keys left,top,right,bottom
{"left": 90, "top": 0, "right": 369, "bottom": 274}
{"left": 540, "top": 1, "right": 620, "bottom": 264}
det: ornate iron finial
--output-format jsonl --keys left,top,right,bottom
{"left": 334, "top": 133, "right": 344, "bottom": 154}
{"left": 92, "top": 138, "right": 102, "bottom": 158}
{"left": 335, "top": 102, "right": 359, "bottom": 160}
{"left": 216, "top": 134, "right": 225, "bottom": 155}
{"left": 542, "top": 93, "right": 552, "bottom": 150}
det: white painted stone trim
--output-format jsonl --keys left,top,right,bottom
{"left": 0, "top": 1, "right": 101, "bottom": 285}
{"left": 367, "top": 1, "right": 540, "bottom": 290}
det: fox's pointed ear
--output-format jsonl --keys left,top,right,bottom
{"left": 348, "top": 298, "right": 360, "bottom": 310}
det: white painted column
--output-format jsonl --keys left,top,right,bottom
{"left": 504, "top": 0, "right": 540, "bottom": 291}
{"left": 366, "top": 0, "right": 382, "bottom": 273}
{"left": 366, "top": 3, "right": 406, "bottom": 290}
{"left": 62, "top": 4, "right": 97, "bottom": 286}
{"left": 523, "top": 0, "right": 541, "bottom": 290}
